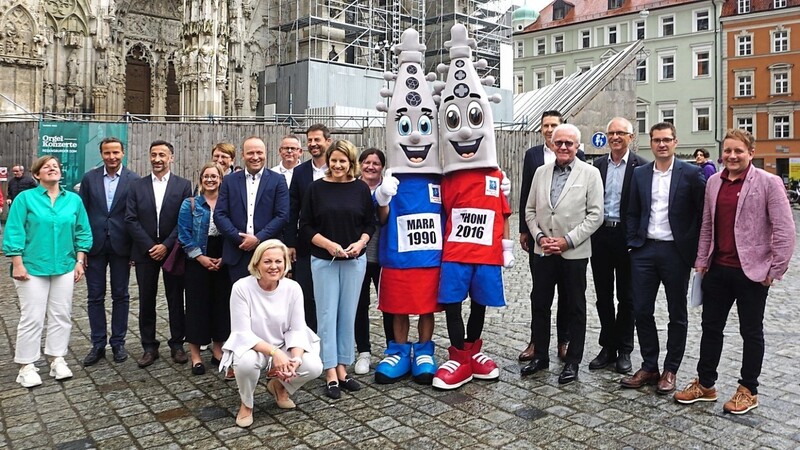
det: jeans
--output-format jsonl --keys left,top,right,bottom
{"left": 85, "top": 240, "right": 131, "bottom": 348}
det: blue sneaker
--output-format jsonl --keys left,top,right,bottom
{"left": 412, "top": 341, "right": 437, "bottom": 385}
{"left": 374, "top": 341, "right": 412, "bottom": 384}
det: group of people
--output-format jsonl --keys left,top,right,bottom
{"left": 516, "top": 110, "right": 795, "bottom": 416}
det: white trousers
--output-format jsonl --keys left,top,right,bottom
{"left": 14, "top": 272, "right": 75, "bottom": 364}
{"left": 233, "top": 342, "right": 323, "bottom": 408}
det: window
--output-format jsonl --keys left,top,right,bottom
{"left": 738, "top": 0, "right": 750, "bottom": 13}
{"left": 636, "top": 58, "right": 648, "bottom": 82}
{"left": 636, "top": 107, "right": 648, "bottom": 133}
{"left": 515, "top": 41, "right": 524, "bottom": 58}
{"left": 659, "top": 106, "right": 676, "bottom": 124}
{"left": 609, "top": 0, "right": 623, "bottom": 9}
{"left": 694, "top": 49, "right": 710, "bottom": 78}
{"left": 514, "top": 73, "right": 524, "bottom": 94}
{"left": 694, "top": 10, "right": 710, "bottom": 32}
{"left": 773, "top": 71, "right": 789, "bottom": 94}
{"left": 773, "top": 115, "right": 790, "bottom": 138}
{"left": 608, "top": 25, "right": 618, "bottom": 45}
{"left": 694, "top": 104, "right": 711, "bottom": 131}
{"left": 580, "top": 29, "right": 591, "bottom": 49}
{"left": 552, "top": 67, "right": 565, "bottom": 82}
{"left": 736, "top": 73, "right": 753, "bottom": 97}
{"left": 534, "top": 70, "right": 545, "bottom": 89}
{"left": 773, "top": 29, "right": 789, "bottom": 53}
{"left": 775, "top": 0, "right": 787, "bottom": 8}
{"left": 737, "top": 34, "right": 752, "bottom": 56}
{"left": 737, "top": 116, "right": 754, "bottom": 133}
{"left": 577, "top": 64, "right": 591, "bottom": 74}
{"left": 554, "top": 3, "right": 566, "bottom": 19}
{"left": 635, "top": 20, "right": 646, "bottom": 40}
{"left": 660, "top": 16, "right": 674, "bottom": 37}
{"left": 659, "top": 53, "right": 675, "bottom": 81}
{"left": 536, "top": 38, "right": 546, "bottom": 55}
{"left": 553, "top": 34, "right": 564, "bottom": 53}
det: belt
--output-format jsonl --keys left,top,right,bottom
{"left": 646, "top": 238, "right": 673, "bottom": 243}
{"left": 604, "top": 220, "right": 621, "bottom": 228}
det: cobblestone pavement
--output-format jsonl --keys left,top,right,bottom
{"left": 1, "top": 211, "right": 799, "bottom": 450}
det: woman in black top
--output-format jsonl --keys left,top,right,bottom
{"left": 299, "top": 140, "right": 375, "bottom": 399}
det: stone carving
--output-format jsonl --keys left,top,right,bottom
{"left": 249, "top": 73, "right": 258, "bottom": 110}
{"left": 234, "top": 74, "right": 244, "bottom": 109}
{"left": 46, "top": 0, "right": 76, "bottom": 17}
{"left": 66, "top": 52, "right": 79, "bottom": 85}
{"left": 96, "top": 57, "right": 108, "bottom": 85}
{"left": 56, "top": 85, "right": 66, "bottom": 112}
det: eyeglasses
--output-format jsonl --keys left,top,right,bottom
{"left": 651, "top": 138, "right": 675, "bottom": 145}
{"left": 280, "top": 147, "right": 301, "bottom": 152}
{"left": 553, "top": 140, "right": 576, "bottom": 148}
{"left": 202, "top": 175, "right": 220, "bottom": 180}
{"left": 607, "top": 131, "right": 632, "bottom": 137}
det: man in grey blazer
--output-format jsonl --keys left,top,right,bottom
{"left": 80, "top": 137, "right": 139, "bottom": 366}
{"left": 521, "top": 123, "right": 604, "bottom": 384}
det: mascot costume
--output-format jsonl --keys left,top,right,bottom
{"left": 373, "top": 28, "right": 443, "bottom": 385}
{"left": 431, "top": 24, "right": 515, "bottom": 390}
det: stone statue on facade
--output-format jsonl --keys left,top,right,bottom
{"left": 66, "top": 52, "right": 79, "bottom": 85}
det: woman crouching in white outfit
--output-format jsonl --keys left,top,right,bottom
{"left": 220, "top": 239, "right": 322, "bottom": 428}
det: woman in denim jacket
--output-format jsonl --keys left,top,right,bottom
{"left": 178, "top": 162, "right": 233, "bottom": 376}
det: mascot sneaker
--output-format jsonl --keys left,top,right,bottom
{"left": 411, "top": 341, "right": 437, "bottom": 385}
{"left": 432, "top": 346, "right": 473, "bottom": 390}
{"left": 374, "top": 341, "right": 412, "bottom": 384}
{"left": 465, "top": 339, "right": 500, "bottom": 380}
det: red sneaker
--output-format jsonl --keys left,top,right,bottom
{"left": 465, "top": 339, "right": 500, "bottom": 380}
{"left": 432, "top": 346, "right": 473, "bottom": 390}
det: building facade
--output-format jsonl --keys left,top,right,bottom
{"left": 722, "top": 0, "right": 800, "bottom": 178}
{"left": 513, "top": 0, "right": 724, "bottom": 159}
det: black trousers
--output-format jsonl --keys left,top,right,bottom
{"left": 185, "top": 236, "right": 232, "bottom": 344}
{"left": 135, "top": 261, "right": 185, "bottom": 352}
{"left": 355, "top": 262, "right": 394, "bottom": 352}
{"left": 528, "top": 249, "right": 570, "bottom": 344}
{"left": 697, "top": 264, "right": 768, "bottom": 394}
{"left": 531, "top": 255, "right": 588, "bottom": 364}
{"left": 590, "top": 225, "right": 634, "bottom": 354}
{"left": 630, "top": 240, "right": 690, "bottom": 373}
{"left": 294, "top": 254, "right": 317, "bottom": 333}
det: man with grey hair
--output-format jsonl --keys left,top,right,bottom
{"left": 521, "top": 123, "right": 604, "bottom": 384}
{"left": 271, "top": 134, "right": 303, "bottom": 188}
{"left": 7, "top": 165, "right": 37, "bottom": 207}
{"left": 588, "top": 117, "right": 648, "bottom": 374}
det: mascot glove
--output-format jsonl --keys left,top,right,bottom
{"left": 501, "top": 171, "right": 511, "bottom": 198}
{"left": 375, "top": 171, "right": 399, "bottom": 207}
{"left": 502, "top": 239, "right": 515, "bottom": 268}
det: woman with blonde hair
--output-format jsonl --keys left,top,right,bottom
{"left": 221, "top": 239, "right": 321, "bottom": 427}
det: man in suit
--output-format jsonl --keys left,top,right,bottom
{"left": 622, "top": 122, "right": 705, "bottom": 394}
{"left": 674, "top": 128, "right": 795, "bottom": 415}
{"left": 80, "top": 137, "right": 139, "bottom": 366}
{"left": 588, "top": 118, "right": 648, "bottom": 374}
{"left": 126, "top": 140, "right": 192, "bottom": 368}
{"left": 215, "top": 136, "right": 289, "bottom": 282}
{"left": 518, "top": 110, "right": 585, "bottom": 362}
{"left": 521, "top": 123, "right": 604, "bottom": 384}
{"left": 271, "top": 134, "right": 303, "bottom": 188}
{"left": 284, "top": 123, "right": 332, "bottom": 332}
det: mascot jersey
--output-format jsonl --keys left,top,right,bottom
{"left": 441, "top": 168, "right": 510, "bottom": 266}
{"left": 379, "top": 173, "right": 443, "bottom": 269}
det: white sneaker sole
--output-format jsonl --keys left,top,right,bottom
{"left": 675, "top": 396, "right": 717, "bottom": 404}
{"left": 725, "top": 403, "right": 758, "bottom": 414}
{"left": 49, "top": 368, "right": 73, "bottom": 380}
{"left": 432, "top": 375, "right": 473, "bottom": 390}
{"left": 16, "top": 375, "right": 42, "bottom": 388}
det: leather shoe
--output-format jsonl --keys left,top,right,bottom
{"left": 557, "top": 341, "right": 569, "bottom": 362}
{"left": 620, "top": 369, "right": 660, "bottom": 388}
{"left": 171, "top": 347, "right": 188, "bottom": 364}
{"left": 588, "top": 348, "right": 615, "bottom": 370}
{"left": 137, "top": 351, "right": 159, "bottom": 368}
{"left": 520, "top": 357, "right": 549, "bottom": 376}
{"left": 615, "top": 353, "right": 632, "bottom": 374}
{"left": 112, "top": 345, "right": 128, "bottom": 363}
{"left": 83, "top": 347, "right": 106, "bottom": 366}
{"left": 518, "top": 342, "right": 535, "bottom": 362}
{"left": 558, "top": 363, "right": 579, "bottom": 384}
{"left": 657, "top": 370, "right": 677, "bottom": 394}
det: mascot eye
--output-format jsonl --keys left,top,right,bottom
{"left": 418, "top": 115, "right": 432, "bottom": 135}
{"left": 398, "top": 116, "right": 412, "bottom": 136}
{"left": 467, "top": 101, "right": 483, "bottom": 128}
{"left": 445, "top": 104, "right": 461, "bottom": 132}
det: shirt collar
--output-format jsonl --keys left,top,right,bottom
{"left": 246, "top": 167, "right": 265, "bottom": 179}
{"left": 608, "top": 150, "right": 630, "bottom": 166}
{"left": 556, "top": 157, "right": 576, "bottom": 171}
{"left": 104, "top": 166, "right": 122, "bottom": 178}
{"left": 720, "top": 163, "right": 751, "bottom": 182}
{"left": 151, "top": 171, "right": 171, "bottom": 182}
{"left": 652, "top": 156, "right": 675, "bottom": 173}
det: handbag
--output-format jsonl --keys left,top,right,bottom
{"left": 163, "top": 197, "right": 195, "bottom": 276}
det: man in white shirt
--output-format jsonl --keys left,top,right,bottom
{"left": 271, "top": 134, "right": 302, "bottom": 188}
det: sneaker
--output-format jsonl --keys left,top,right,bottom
{"left": 674, "top": 378, "right": 717, "bottom": 404}
{"left": 723, "top": 385, "right": 759, "bottom": 415}
{"left": 16, "top": 364, "right": 42, "bottom": 388}
{"left": 49, "top": 357, "right": 73, "bottom": 381}
{"left": 354, "top": 352, "right": 371, "bottom": 375}
{"left": 432, "top": 346, "right": 473, "bottom": 390}
{"left": 465, "top": 339, "right": 500, "bottom": 380}
{"left": 411, "top": 341, "right": 437, "bottom": 385}
{"left": 374, "top": 341, "right": 412, "bottom": 384}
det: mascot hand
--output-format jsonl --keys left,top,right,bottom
{"left": 375, "top": 170, "right": 399, "bottom": 207}
{"left": 502, "top": 239, "right": 515, "bottom": 268}
{"left": 500, "top": 171, "right": 511, "bottom": 198}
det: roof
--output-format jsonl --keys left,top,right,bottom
{"left": 512, "top": 40, "right": 644, "bottom": 132}
{"left": 512, "top": 5, "right": 540, "bottom": 21}
{"left": 520, "top": 0, "right": 703, "bottom": 33}
{"left": 721, "top": 0, "right": 800, "bottom": 17}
